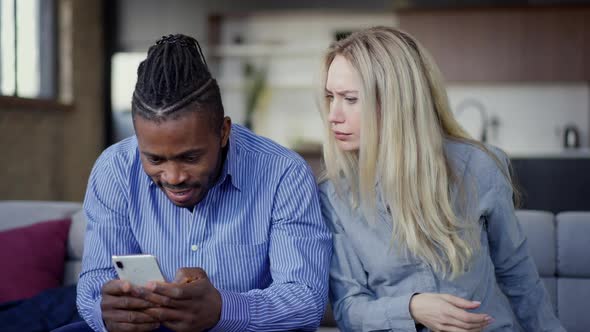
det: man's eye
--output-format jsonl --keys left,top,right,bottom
{"left": 184, "top": 155, "right": 200, "bottom": 163}
{"left": 147, "top": 157, "right": 162, "bottom": 164}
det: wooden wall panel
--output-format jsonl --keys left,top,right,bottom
{"left": 398, "top": 8, "right": 590, "bottom": 82}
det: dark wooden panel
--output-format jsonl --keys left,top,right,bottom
{"left": 399, "top": 10, "right": 524, "bottom": 81}
{"left": 398, "top": 8, "right": 590, "bottom": 82}
{"left": 583, "top": 9, "right": 590, "bottom": 79}
{"left": 520, "top": 9, "right": 588, "bottom": 81}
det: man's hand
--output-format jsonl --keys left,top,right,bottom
{"left": 409, "top": 293, "right": 493, "bottom": 332}
{"left": 140, "top": 268, "right": 222, "bottom": 332}
{"left": 101, "top": 280, "right": 160, "bottom": 332}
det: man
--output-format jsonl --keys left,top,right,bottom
{"left": 69, "top": 34, "right": 331, "bottom": 332}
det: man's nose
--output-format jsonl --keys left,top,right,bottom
{"left": 161, "top": 163, "right": 188, "bottom": 185}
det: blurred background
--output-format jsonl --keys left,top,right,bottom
{"left": 1, "top": 0, "right": 589, "bottom": 212}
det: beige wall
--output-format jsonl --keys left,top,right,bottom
{"left": 0, "top": 111, "right": 64, "bottom": 200}
{"left": 0, "top": 0, "right": 104, "bottom": 202}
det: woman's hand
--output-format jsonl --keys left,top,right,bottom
{"left": 409, "top": 293, "right": 493, "bottom": 332}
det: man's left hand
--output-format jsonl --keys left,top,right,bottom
{"left": 139, "top": 268, "right": 222, "bottom": 332}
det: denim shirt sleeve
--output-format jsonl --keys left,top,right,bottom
{"left": 320, "top": 185, "right": 418, "bottom": 332}
{"left": 483, "top": 154, "right": 565, "bottom": 332}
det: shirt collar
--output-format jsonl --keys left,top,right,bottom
{"left": 217, "top": 128, "right": 242, "bottom": 191}
{"left": 142, "top": 126, "right": 242, "bottom": 191}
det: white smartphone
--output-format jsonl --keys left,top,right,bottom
{"left": 112, "top": 254, "right": 165, "bottom": 287}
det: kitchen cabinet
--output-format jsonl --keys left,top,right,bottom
{"left": 398, "top": 7, "right": 590, "bottom": 82}
{"left": 511, "top": 156, "right": 590, "bottom": 213}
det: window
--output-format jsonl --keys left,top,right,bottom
{"left": 0, "top": 0, "right": 56, "bottom": 99}
{"left": 111, "top": 52, "right": 144, "bottom": 141}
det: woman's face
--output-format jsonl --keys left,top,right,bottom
{"left": 325, "top": 55, "right": 362, "bottom": 152}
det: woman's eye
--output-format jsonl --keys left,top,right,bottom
{"left": 345, "top": 97, "right": 358, "bottom": 104}
{"left": 325, "top": 94, "right": 334, "bottom": 101}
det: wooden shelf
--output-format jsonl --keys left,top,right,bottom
{"left": 0, "top": 96, "right": 73, "bottom": 112}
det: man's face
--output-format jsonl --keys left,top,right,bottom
{"left": 135, "top": 111, "right": 230, "bottom": 208}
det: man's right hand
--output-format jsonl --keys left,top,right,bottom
{"left": 409, "top": 293, "right": 493, "bottom": 332}
{"left": 101, "top": 279, "right": 161, "bottom": 332}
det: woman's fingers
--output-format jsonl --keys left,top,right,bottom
{"left": 444, "top": 314, "right": 490, "bottom": 330}
{"left": 438, "top": 324, "right": 485, "bottom": 332}
{"left": 444, "top": 300, "right": 492, "bottom": 331}
{"left": 448, "top": 305, "right": 490, "bottom": 323}
{"left": 441, "top": 294, "right": 481, "bottom": 310}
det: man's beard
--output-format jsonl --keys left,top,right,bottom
{"left": 159, "top": 181, "right": 201, "bottom": 191}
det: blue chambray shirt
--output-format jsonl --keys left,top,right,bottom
{"left": 319, "top": 140, "right": 565, "bottom": 332}
{"left": 77, "top": 124, "right": 332, "bottom": 332}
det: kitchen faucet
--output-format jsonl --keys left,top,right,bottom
{"left": 455, "top": 98, "right": 489, "bottom": 143}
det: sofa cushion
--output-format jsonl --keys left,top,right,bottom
{"left": 557, "top": 278, "right": 590, "bottom": 332}
{"left": 63, "top": 261, "right": 82, "bottom": 286}
{"left": 67, "top": 209, "right": 87, "bottom": 260}
{"left": 515, "top": 210, "right": 555, "bottom": 277}
{"left": 556, "top": 212, "right": 590, "bottom": 277}
{"left": 541, "top": 277, "right": 557, "bottom": 313}
{"left": 0, "top": 201, "right": 81, "bottom": 232}
{"left": 0, "top": 218, "right": 71, "bottom": 303}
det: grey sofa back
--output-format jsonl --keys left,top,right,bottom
{"left": 517, "top": 210, "right": 590, "bottom": 332}
{"left": 2, "top": 201, "right": 588, "bottom": 331}
{"left": 0, "top": 201, "right": 84, "bottom": 286}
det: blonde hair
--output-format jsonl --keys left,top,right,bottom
{"left": 319, "top": 26, "right": 511, "bottom": 278}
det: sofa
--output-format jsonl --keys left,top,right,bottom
{"left": 0, "top": 201, "right": 85, "bottom": 289}
{"left": 0, "top": 201, "right": 588, "bottom": 331}
{"left": 516, "top": 210, "right": 590, "bottom": 332}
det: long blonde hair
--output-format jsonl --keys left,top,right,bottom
{"left": 319, "top": 26, "right": 510, "bottom": 279}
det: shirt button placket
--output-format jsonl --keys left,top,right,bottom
{"left": 191, "top": 202, "right": 208, "bottom": 267}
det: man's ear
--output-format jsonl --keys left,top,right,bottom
{"left": 221, "top": 116, "right": 232, "bottom": 148}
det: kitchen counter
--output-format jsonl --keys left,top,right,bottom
{"left": 509, "top": 148, "right": 590, "bottom": 159}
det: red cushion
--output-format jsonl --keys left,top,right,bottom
{"left": 0, "top": 218, "right": 71, "bottom": 303}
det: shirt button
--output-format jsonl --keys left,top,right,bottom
{"left": 191, "top": 244, "right": 198, "bottom": 251}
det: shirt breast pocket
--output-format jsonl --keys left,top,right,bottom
{"left": 209, "top": 242, "right": 270, "bottom": 292}
{"left": 383, "top": 254, "right": 427, "bottom": 290}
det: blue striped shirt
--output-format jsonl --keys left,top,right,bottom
{"left": 77, "top": 124, "right": 332, "bottom": 331}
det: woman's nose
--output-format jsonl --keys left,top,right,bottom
{"left": 328, "top": 100, "right": 345, "bottom": 124}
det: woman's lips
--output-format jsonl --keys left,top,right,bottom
{"left": 333, "top": 131, "right": 352, "bottom": 141}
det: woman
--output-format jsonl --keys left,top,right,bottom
{"left": 318, "top": 26, "right": 564, "bottom": 332}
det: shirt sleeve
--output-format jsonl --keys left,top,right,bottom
{"left": 210, "top": 162, "right": 332, "bottom": 332}
{"left": 76, "top": 151, "right": 142, "bottom": 332}
{"left": 319, "top": 184, "right": 418, "bottom": 332}
{"left": 483, "top": 152, "right": 565, "bottom": 332}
